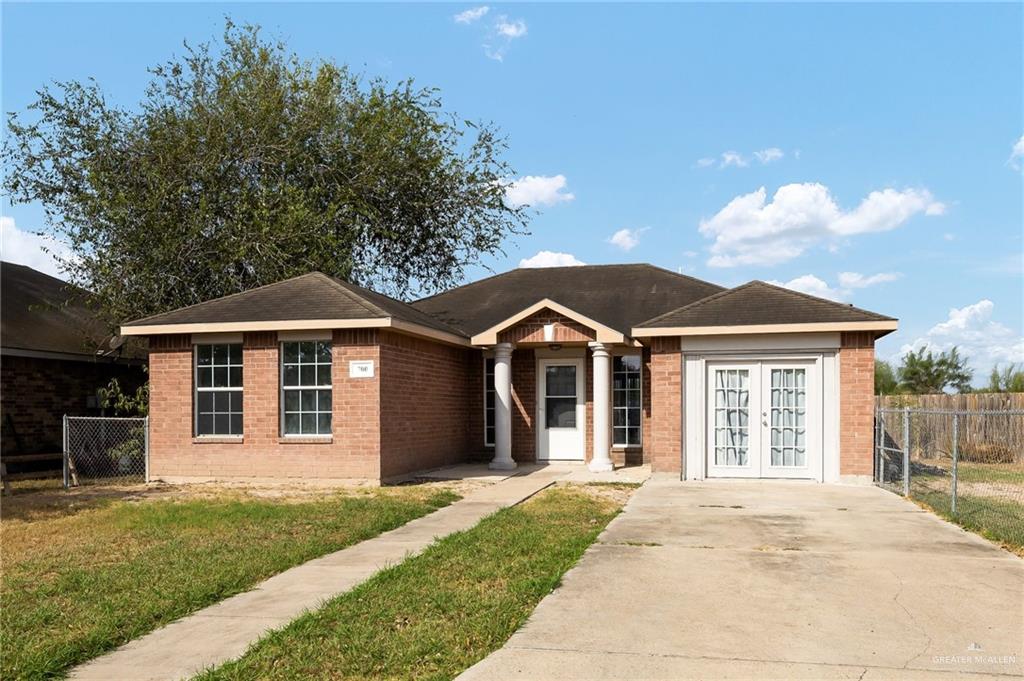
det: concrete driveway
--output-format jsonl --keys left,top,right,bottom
{"left": 460, "top": 475, "right": 1024, "bottom": 680}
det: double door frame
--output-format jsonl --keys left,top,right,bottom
{"left": 704, "top": 359, "right": 820, "bottom": 480}
{"left": 682, "top": 345, "right": 840, "bottom": 483}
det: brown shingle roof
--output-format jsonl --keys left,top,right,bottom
{"left": 1, "top": 262, "right": 140, "bottom": 359}
{"left": 123, "top": 272, "right": 464, "bottom": 336}
{"left": 411, "top": 264, "right": 726, "bottom": 336}
{"left": 636, "top": 280, "right": 896, "bottom": 329}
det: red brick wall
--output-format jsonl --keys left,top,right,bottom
{"left": 839, "top": 331, "right": 875, "bottom": 478}
{"left": 498, "top": 310, "right": 595, "bottom": 344}
{"left": 511, "top": 348, "right": 537, "bottom": 462}
{"left": 649, "top": 337, "right": 682, "bottom": 473}
{"left": 1, "top": 355, "right": 145, "bottom": 457}
{"left": 149, "top": 330, "right": 382, "bottom": 481}
{"left": 378, "top": 331, "right": 471, "bottom": 479}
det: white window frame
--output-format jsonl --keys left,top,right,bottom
{"left": 193, "top": 343, "right": 244, "bottom": 437}
{"left": 483, "top": 354, "right": 495, "bottom": 447}
{"left": 612, "top": 353, "right": 643, "bottom": 447}
{"left": 279, "top": 340, "right": 334, "bottom": 437}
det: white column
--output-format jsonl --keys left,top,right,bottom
{"left": 489, "top": 342, "right": 517, "bottom": 470}
{"left": 590, "top": 342, "right": 614, "bottom": 472}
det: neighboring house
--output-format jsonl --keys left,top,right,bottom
{"left": 1, "top": 262, "right": 147, "bottom": 462}
{"left": 120, "top": 264, "right": 896, "bottom": 484}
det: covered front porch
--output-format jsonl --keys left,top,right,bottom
{"left": 470, "top": 299, "right": 649, "bottom": 473}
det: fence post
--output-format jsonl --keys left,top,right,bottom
{"left": 62, "top": 414, "right": 69, "bottom": 489}
{"left": 951, "top": 412, "right": 959, "bottom": 515}
{"left": 874, "top": 409, "right": 881, "bottom": 483}
{"left": 902, "top": 406, "right": 911, "bottom": 497}
{"left": 144, "top": 416, "right": 150, "bottom": 484}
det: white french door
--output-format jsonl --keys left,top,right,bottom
{"left": 706, "top": 360, "right": 819, "bottom": 479}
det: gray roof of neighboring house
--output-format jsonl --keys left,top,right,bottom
{"left": 1, "top": 261, "right": 142, "bottom": 360}
{"left": 635, "top": 280, "right": 897, "bottom": 329}
{"left": 123, "top": 272, "right": 464, "bottom": 336}
{"left": 410, "top": 264, "right": 726, "bottom": 336}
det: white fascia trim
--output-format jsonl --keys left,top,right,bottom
{"left": 470, "top": 298, "right": 626, "bottom": 346}
{"left": 631, "top": 320, "right": 898, "bottom": 337}
{"left": 121, "top": 318, "right": 471, "bottom": 347}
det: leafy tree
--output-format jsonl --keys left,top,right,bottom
{"left": 986, "top": 363, "right": 1024, "bottom": 393}
{"left": 874, "top": 359, "right": 898, "bottom": 395}
{"left": 3, "top": 21, "right": 526, "bottom": 325}
{"left": 897, "top": 346, "right": 973, "bottom": 394}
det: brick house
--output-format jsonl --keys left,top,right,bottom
{"left": 2, "top": 263, "right": 146, "bottom": 464}
{"left": 120, "top": 265, "right": 896, "bottom": 484}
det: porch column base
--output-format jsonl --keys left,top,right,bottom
{"left": 488, "top": 459, "right": 518, "bottom": 471}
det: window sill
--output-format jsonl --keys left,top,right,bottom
{"left": 612, "top": 444, "right": 643, "bottom": 451}
{"left": 193, "top": 436, "right": 243, "bottom": 444}
{"left": 278, "top": 437, "right": 333, "bottom": 445}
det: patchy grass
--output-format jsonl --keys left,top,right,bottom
{"left": 956, "top": 462, "right": 1024, "bottom": 485}
{"left": 1, "top": 484, "right": 459, "bottom": 680}
{"left": 913, "top": 488, "right": 1024, "bottom": 556}
{"left": 198, "top": 485, "right": 627, "bottom": 681}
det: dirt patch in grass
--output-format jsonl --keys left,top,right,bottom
{"left": 198, "top": 485, "right": 633, "bottom": 681}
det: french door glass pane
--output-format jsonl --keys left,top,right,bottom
{"left": 713, "top": 369, "right": 749, "bottom": 466}
{"left": 769, "top": 368, "right": 807, "bottom": 467}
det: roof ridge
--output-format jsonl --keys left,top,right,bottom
{"left": 751, "top": 280, "right": 894, "bottom": 321}
{"left": 639, "top": 263, "right": 727, "bottom": 291}
{"left": 411, "top": 267, "right": 514, "bottom": 305}
{"left": 316, "top": 273, "right": 390, "bottom": 318}
{"left": 126, "top": 272, "right": 333, "bottom": 325}
{"left": 637, "top": 281, "right": 758, "bottom": 327}
{"left": 325, "top": 274, "right": 469, "bottom": 336}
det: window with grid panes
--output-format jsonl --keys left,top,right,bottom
{"left": 195, "top": 344, "right": 243, "bottom": 436}
{"left": 281, "top": 341, "right": 333, "bottom": 436}
{"left": 613, "top": 355, "right": 642, "bottom": 446}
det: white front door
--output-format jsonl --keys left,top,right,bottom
{"left": 706, "top": 360, "right": 819, "bottom": 479}
{"left": 537, "top": 358, "right": 586, "bottom": 461}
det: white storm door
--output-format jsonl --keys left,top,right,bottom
{"left": 705, "top": 364, "right": 761, "bottom": 478}
{"left": 761, "top": 362, "right": 819, "bottom": 479}
{"left": 537, "top": 358, "right": 586, "bottom": 461}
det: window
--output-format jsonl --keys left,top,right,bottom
{"left": 545, "top": 365, "right": 577, "bottom": 428}
{"left": 281, "top": 341, "right": 332, "bottom": 436}
{"left": 484, "top": 357, "right": 495, "bottom": 446}
{"left": 195, "top": 344, "right": 243, "bottom": 436}
{"left": 613, "top": 355, "right": 642, "bottom": 446}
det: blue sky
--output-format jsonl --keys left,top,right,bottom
{"left": 2, "top": 2, "right": 1022, "bottom": 382}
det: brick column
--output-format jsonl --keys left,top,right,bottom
{"left": 839, "top": 331, "right": 875, "bottom": 480}
{"left": 649, "top": 337, "right": 682, "bottom": 473}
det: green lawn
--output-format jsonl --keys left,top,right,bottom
{"left": 1, "top": 485, "right": 458, "bottom": 680}
{"left": 956, "top": 462, "right": 1024, "bottom": 484}
{"left": 197, "top": 485, "right": 625, "bottom": 681}
{"left": 913, "top": 488, "right": 1024, "bottom": 555}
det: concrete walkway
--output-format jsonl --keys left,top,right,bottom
{"left": 460, "top": 475, "right": 1024, "bottom": 681}
{"left": 70, "top": 467, "right": 569, "bottom": 681}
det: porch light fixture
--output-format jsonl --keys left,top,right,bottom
{"left": 548, "top": 343, "right": 562, "bottom": 351}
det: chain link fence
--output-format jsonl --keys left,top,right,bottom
{"left": 63, "top": 416, "right": 149, "bottom": 487}
{"left": 875, "top": 407, "right": 1024, "bottom": 551}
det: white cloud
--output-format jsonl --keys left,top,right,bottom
{"left": 454, "top": 6, "right": 489, "bottom": 23}
{"left": 682, "top": 250, "right": 698, "bottom": 258}
{"left": 768, "top": 274, "right": 843, "bottom": 301}
{"left": 1009, "top": 134, "right": 1024, "bottom": 170}
{"left": 719, "top": 151, "right": 749, "bottom": 168}
{"left": 943, "top": 232, "right": 955, "bottom": 241}
{"left": 607, "top": 227, "right": 649, "bottom": 252}
{"left": 769, "top": 270, "right": 901, "bottom": 302}
{"left": 753, "top": 147, "right": 784, "bottom": 164}
{"left": 898, "top": 300, "right": 1024, "bottom": 376}
{"left": 0, "top": 217, "right": 70, "bottom": 278}
{"left": 519, "top": 250, "right": 586, "bottom": 268}
{"left": 700, "top": 183, "right": 947, "bottom": 267}
{"left": 503, "top": 174, "right": 574, "bottom": 208}
{"left": 837, "top": 271, "right": 901, "bottom": 290}
{"left": 484, "top": 15, "right": 527, "bottom": 60}
{"left": 696, "top": 148, "right": 785, "bottom": 169}
{"left": 495, "top": 16, "right": 527, "bottom": 38}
